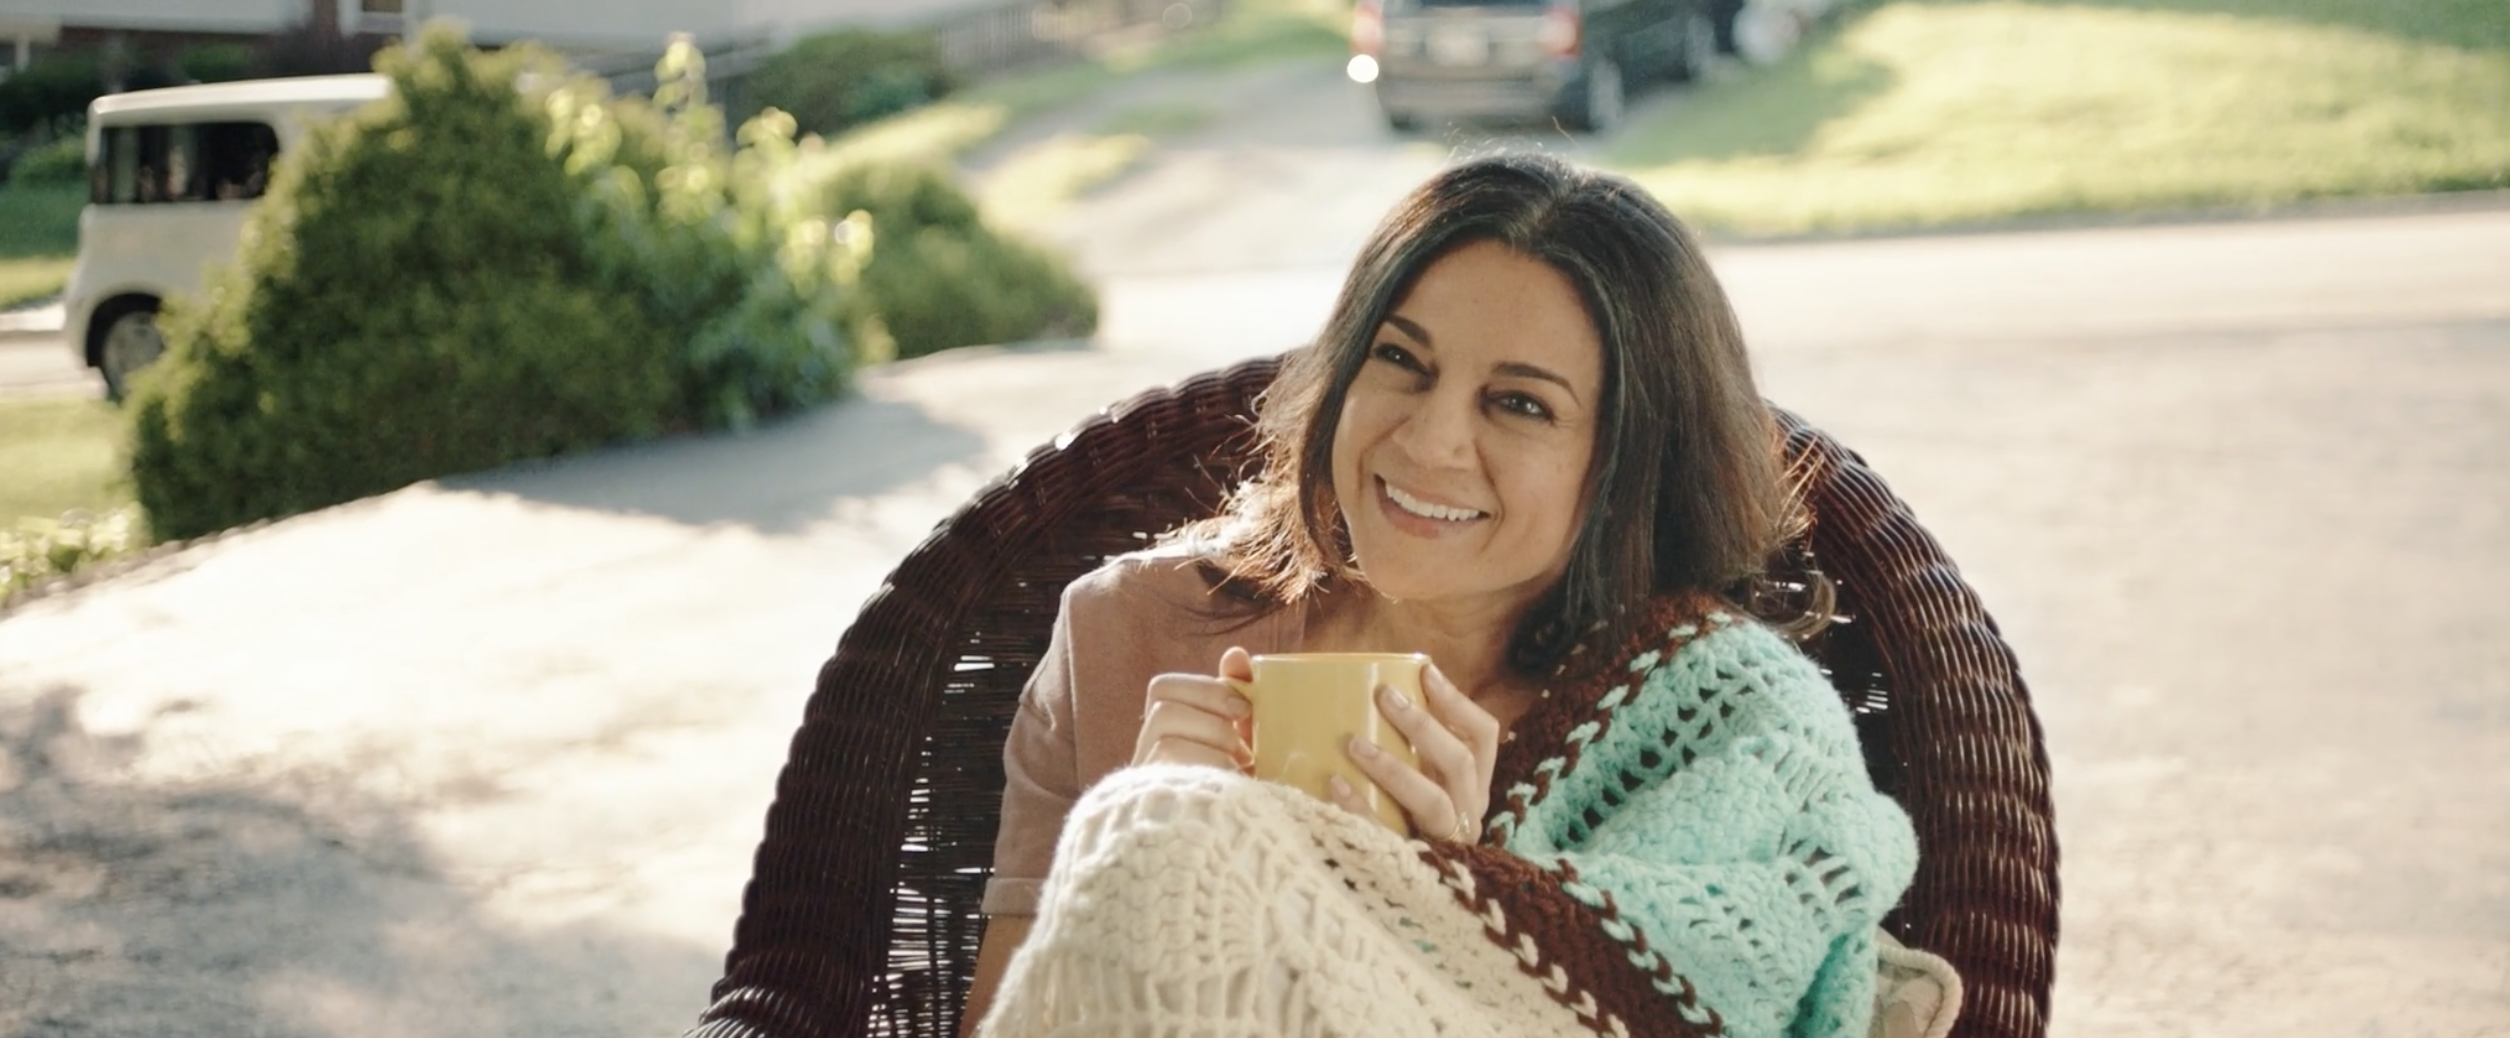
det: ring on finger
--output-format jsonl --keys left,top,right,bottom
{"left": 1449, "top": 807, "right": 1476, "bottom": 843}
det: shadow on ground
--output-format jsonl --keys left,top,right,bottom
{"left": 445, "top": 390, "right": 990, "bottom": 535}
{"left": 0, "top": 687, "right": 722, "bottom": 1037}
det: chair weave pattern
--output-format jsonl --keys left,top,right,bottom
{"left": 689, "top": 356, "right": 2057, "bottom": 1038}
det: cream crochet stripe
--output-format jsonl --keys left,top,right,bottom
{"left": 976, "top": 764, "right": 1615, "bottom": 1038}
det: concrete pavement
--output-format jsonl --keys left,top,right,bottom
{"left": 2, "top": 199, "right": 2507, "bottom": 1037}
{"left": 0, "top": 303, "right": 96, "bottom": 399}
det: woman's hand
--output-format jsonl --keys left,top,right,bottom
{"left": 1130, "top": 646, "right": 1256, "bottom": 771}
{"left": 1331, "top": 663, "right": 1501, "bottom": 843}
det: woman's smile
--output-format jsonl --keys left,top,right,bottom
{"left": 1378, "top": 477, "right": 1486, "bottom": 527}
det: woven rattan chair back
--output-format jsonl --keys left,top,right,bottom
{"left": 691, "top": 355, "right": 2057, "bottom": 1038}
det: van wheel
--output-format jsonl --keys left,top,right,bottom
{"left": 96, "top": 300, "right": 166, "bottom": 403}
{"left": 1567, "top": 57, "right": 1624, "bottom": 133}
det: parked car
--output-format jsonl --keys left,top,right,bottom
{"left": 64, "top": 74, "right": 389, "bottom": 400}
{"left": 1348, "top": 0, "right": 1717, "bottom": 132}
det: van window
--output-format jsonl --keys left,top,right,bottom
{"left": 90, "top": 121, "right": 282, "bottom": 205}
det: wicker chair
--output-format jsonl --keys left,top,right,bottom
{"left": 689, "top": 354, "right": 2059, "bottom": 1038}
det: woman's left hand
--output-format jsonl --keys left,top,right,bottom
{"left": 1329, "top": 663, "right": 1501, "bottom": 843}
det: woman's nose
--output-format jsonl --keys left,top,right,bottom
{"left": 1390, "top": 391, "right": 1475, "bottom": 467}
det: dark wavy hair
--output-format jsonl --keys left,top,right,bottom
{"left": 1185, "top": 152, "right": 1803, "bottom": 679}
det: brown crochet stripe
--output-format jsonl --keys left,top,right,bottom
{"left": 1417, "top": 842, "right": 1722, "bottom": 1038}
{"left": 1452, "top": 593, "right": 1733, "bottom": 1038}
{"left": 1489, "top": 593, "right": 1720, "bottom": 837}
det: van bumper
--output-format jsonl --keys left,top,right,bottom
{"left": 1374, "top": 58, "right": 1581, "bottom": 120}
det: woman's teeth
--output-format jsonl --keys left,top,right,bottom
{"left": 1385, "top": 482, "right": 1483, "bottom": 522}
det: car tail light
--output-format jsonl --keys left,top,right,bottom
{"left": 1352, "top": 0, "right": 1385, "bottom": 55}
{"left": 1538, "top": 1, "right": 1580, "bottom": 57}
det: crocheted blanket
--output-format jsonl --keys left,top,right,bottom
{"left": 977, "top": 601, "right": 1918, "bottom": 1038}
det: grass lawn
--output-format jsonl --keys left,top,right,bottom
{"left": 0, "top": 183, "right": 83, "bottom": 308}
{"left": 0, "top": 396, "right": 130, "bottom": 522}
{"left": 0, "top": 397, "right": 143, "bottom": 604}
{"left": 1598, "top": 0, "right": 2510, "bottom": 234}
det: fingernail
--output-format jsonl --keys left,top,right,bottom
{"left": 1349, "top": 736, "right": 1379, "bottom": 758}
{"left": 1381, "top": 685, "right": 1413, "bottom": 711}
{"left": 1328, "top": 775, "right": 1354, "bottom": 798}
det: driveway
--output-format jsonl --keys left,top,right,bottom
{"left": 3, "top": 53, "right": 2507, "bottom": 1038}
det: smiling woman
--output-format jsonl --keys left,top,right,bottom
{"left": 1328, "top": 241, "right": 1603, "bottom": 631}
{"left": 956, "top": 153, "right": 1943, "bottom": 1038}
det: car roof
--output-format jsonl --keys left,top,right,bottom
{"left": 88, "top": 74, "right": 391, "bottom": 124}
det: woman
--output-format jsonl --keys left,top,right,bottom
{"left": 966, "top": 153, "right": 1933, "bottom": 1038}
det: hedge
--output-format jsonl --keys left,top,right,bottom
{"left": 126, "top": 26, "right": 1099, "bottom": 542}
{"left": 129, "top": 30, "right": 862, "bottom": 541}
{"left": 748, "top": 28, "right": 955, "bottom": 139}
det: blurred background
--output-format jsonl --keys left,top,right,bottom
{"left": 0, "top": 0, "right": 2502, "bottom": 1035}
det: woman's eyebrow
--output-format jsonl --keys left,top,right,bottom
{"left": 1496, "top": 361, "right": 1582, "bottom": 404}
{"left": 1381, "top": 315, "right": 1580, "bottom": 404}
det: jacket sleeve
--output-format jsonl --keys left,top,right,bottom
{"left": 982, "top": 580, "right": 1086, "bottom": 917}
{"left": 1424, "top": 621, "right": 1918, "bottom": 1038}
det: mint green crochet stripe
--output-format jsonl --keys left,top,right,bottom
{"left": 1489, "top": 614, "right": 1905, "bottom": 1038}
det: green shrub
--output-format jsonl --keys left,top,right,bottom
{"left": 126, "top": 24, "right": 1091, "bottom": 540}
{"left": 131, "top": 34, "right": 678, "bottom": 541}
{"left": 130, "top": 28, "right": 868, "bottom": 541}
{"left": 750, "top": 28, "right": 955, "bottom": 139}
{"left": 0, "top": 53, "right": 102, "bottom": 137}
{"left": 821, "top": 162, "right": 1097, "bottom": 359}
{"left": 9, "top": 135, "right": 85, "bottom": 187}
{"left": 563, "top": 44, "right": 864, "bottom": 428}
{"left": 178, "top": 43, "right": 260, "bottom": 83}
{"left": 1, "top": 505, "right": 143, "bottom": 606}
{"left": 130, "top": 29, "right": 872, "bottom": 541}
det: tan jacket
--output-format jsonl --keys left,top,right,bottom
{"left": 983, "top": 550, "right": 1303, "bottom": 916}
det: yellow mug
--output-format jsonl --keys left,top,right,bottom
{"left": 1230, "top": 652, "right": 1426, "bottom": 834}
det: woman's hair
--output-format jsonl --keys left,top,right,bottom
{"left": 1186, "top": 151, "right": 1804, "bottom": 678}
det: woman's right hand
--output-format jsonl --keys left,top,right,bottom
{"left": 1131, "top": 646, "right": 1256, "bottom": 771}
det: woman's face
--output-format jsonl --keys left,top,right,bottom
{"left": 1330, "top": 240, "right": 1605, "bottom": 618}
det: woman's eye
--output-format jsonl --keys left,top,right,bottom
{"left": 1492, "top": 392, "right": 1555, "bottom": 421}
{"left": 1370, "top": 342, "right": 1424, "bottom": 371}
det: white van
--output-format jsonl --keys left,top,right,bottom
{"left": 64, "top": 74, "right": 389, "bottom": 399}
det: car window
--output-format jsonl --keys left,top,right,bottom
{"left": 91, "top": 121, "right": 282, "bottom": 205}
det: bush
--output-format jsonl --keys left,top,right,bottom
{"left": 8, "top": 135, "right": 84, "bottom": 187}
{"left": 178, "top": 43, "right": 260, "bottom": 84}
{"left": 1, "top": 506, "right": 142, "bottom": 606}
{"left": 750, "top": 28, "right": 955, "bottom": 139}
{"left": 564, "top": 44, "right": 864, "bottom": 428}
{"left": 822, "top": 162, "right": 1097, "bottom": 359}
{"left": 130, "top": 36, "right": 675, "bottom": 540}
{"left": 0, "top": 53, "right": 103, "bottom": 137}
{"left": 129, "top": 29, "right": 865, "bottom": 541}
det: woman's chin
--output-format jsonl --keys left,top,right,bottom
{"left": 1349, "top": 564, "right": 1500, "bottom": 611}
